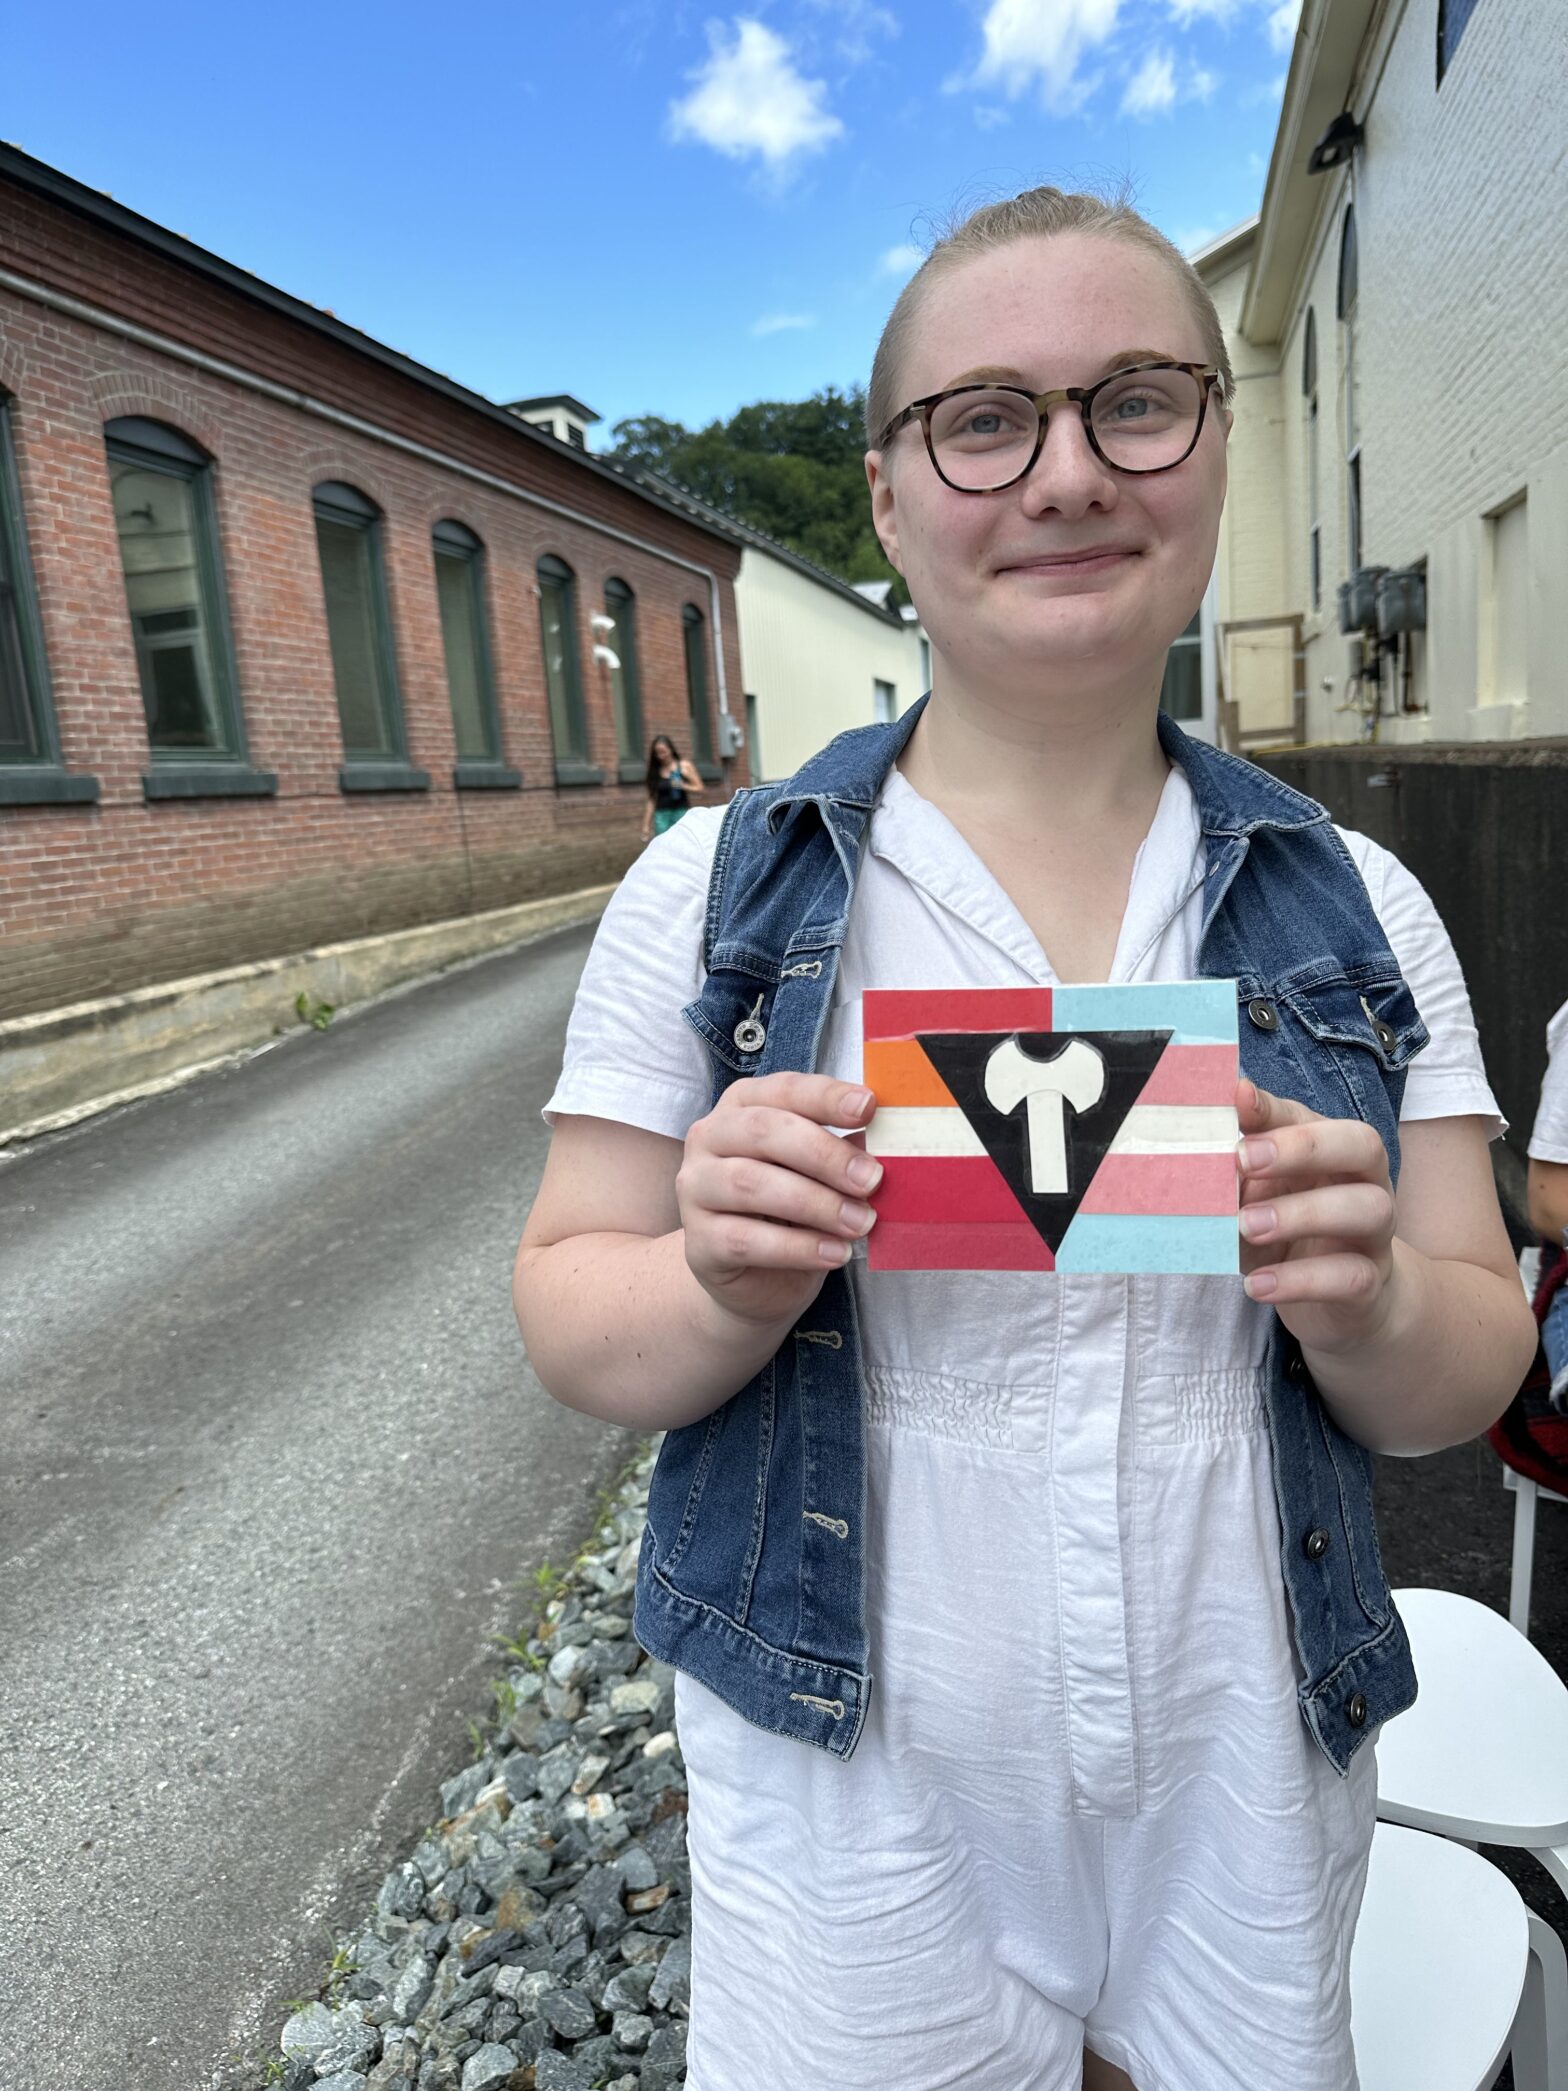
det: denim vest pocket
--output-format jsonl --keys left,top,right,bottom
{"left": 684, "top": 954, "right": 783, "bottom": 1082}
{"left": 1274, "top": 964, "right": 1428, "bottom": 1136}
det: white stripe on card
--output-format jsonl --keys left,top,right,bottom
{"left": 865, "top": 1107, "right": 986, "bottom": 1158}
{"left": 1108, "top": 1105, "right": 1237, "bottom": 1155}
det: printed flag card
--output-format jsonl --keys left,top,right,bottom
{"left": 862, "top": 982, "right": 1240, "bottom": 1275}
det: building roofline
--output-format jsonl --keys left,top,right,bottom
{"left": 1241, "top": 0, "right": 1379, "bottom": 345}
{"left": 0, "top": 142, "right": 739, "bottom": 550}
{"left": 1186, "top": 215, "right": 1260, "bottom": 275}
{"left": 604, "top": 460, "right": 908, "bottom": 625}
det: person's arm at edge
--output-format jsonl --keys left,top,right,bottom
{"left": 1528, "top": 1156, "right": 1568, "bottom": 1243}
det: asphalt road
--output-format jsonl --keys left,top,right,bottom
{"left": 0, "top": 923, "right": 636, "bottom": 2091}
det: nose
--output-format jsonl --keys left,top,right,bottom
{"left": 1016, "top": 401, "right": 1120, "bottom": 518}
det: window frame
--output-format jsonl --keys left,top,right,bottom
{"left": 681, "top": 602, "right": 718, "bottom": 776}
{"left": 432, "top": 519, "right": 515, "bottom": 786}
{"left": 538, "top": 552, "right": 599, "bottom": 784}
{"left": 107, "top": 415, "right": 252, "bottom": 777}
{"left": 1337, "top": 212, "right": 1363, "bottom": 577}
{"left": 0, "top": 394, "right": 99, "bottom": 802}
{"left": 1437, "top": 0, "right": 1483, "bottom": 83}
{"left": 603, "top": 575, "right": 645, "bottom": 782}
{"left": 1302, "top": 310, "right": 1322, "bottom": 614}
{"left": 313, "top": 480, "right": 424, "bottom": 791}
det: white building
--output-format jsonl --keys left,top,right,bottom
{"left": 1196, "top": 0, "right": 1568, "bottom": 749}
{"left": 616, "top": 468, "right": 930, "bottom": 781}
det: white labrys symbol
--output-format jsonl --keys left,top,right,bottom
{"left": 983, "top": 1037, "right": 1106, "bottom": 1196}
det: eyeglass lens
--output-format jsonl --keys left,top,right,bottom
{"left": 927, "top": 369, "right": 1205, "bottom": 488}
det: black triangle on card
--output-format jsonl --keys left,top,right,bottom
{"left": 916, "top": 1029, "right": 1175, "bottom": 1252}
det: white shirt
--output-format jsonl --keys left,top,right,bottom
{"left": 544, "top": 766, "right": 1500, "bottom": 2091}
{"left": 1529, "top": 1000, "right": 1568, "bottom": 1162}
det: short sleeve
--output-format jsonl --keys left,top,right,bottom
{"left": 1337, "top": 828, "right": 1504, "bottom": 1135}
{"left": 1527, "top": 1001, "right": 1568, "bottom": 1161}
{"left": 542, "top": 808, "right": 723, "bottom": 1140}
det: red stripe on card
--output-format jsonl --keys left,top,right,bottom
{"left": 1137, "top": 1043, "right": 1238, "bottom": 1108}
{"left": 873, "top": 1155, "right": 1024, "bottom": 1225}
{"left": 862, "top": 987, "right": 1052, "bottom": 1041}
{"left": 869, "top": 1220, "right": 1053, "bottom": 1272}
{"left": 1077, "top": 1151, "right": 1238, "bottom": 1216}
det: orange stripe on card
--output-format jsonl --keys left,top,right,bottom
{"left": 864, "top": 1038, "right": 956, "bottom": 1108}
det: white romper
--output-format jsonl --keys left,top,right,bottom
{"left": 544, "top": 765, "right": 1501, "bottom": 2091}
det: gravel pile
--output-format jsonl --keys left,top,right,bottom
{"left": 269, "top": 1443, "right": 691, "bottom": 2091}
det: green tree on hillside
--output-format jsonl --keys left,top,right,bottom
{"left": 609, "top": 387, "right": 907, "bottom": 604}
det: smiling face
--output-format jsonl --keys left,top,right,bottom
{"left": 652, "top": 737, "right": 675, "bottom": 763}
{"left": 867, "top": 232, "right": 1230, "bottom": 708}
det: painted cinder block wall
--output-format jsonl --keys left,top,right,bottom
{"left": 0, "top": 163, "right": 746, "bottom": 1022}
{"left": 1211, "top": 0, "right": 1568, "bottom": 748}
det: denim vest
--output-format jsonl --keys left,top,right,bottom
{"left": 633, "top": 699, "right": 1429, "bottom": 1776}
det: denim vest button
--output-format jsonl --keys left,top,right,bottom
{"left": 1286, "top": 1351, "right": 1308, "bottom": 1383}
{"left": 1247, "top": 997, "right": 1280, "bottom": 1031}
{"left": 734, "top": 995, "right": 767, "bottom": 1054}
{"left": 1304, "top": 1527, "right": 1331, "bottom": 1560}
{"left": 1347, "top": 1692, "right": 1369, "bottom": 1728}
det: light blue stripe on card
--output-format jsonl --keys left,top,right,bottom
{"left": 1054, "top": 1213, "right": 1240, "bottom": 1275}
{"left": 1052, "top": 980, "right": 1237, "bottom": 1046}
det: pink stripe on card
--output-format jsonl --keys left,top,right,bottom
{"left": 1077, "top": 1150, "right": 1238, "bottom": 1217}
{"left": 1137, "top": 1042, "right": 1238, "bottom": 1108}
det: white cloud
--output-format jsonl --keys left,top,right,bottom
{"left": 878, "top": 241, "right": 923, "bottom": 276}
{"left": 1189, "top": 62, "right": 1217, "bottom": 100}
{"left": 1166, "top": 0, "right": 1239, "bottom": 19}
{"left": 1121, "top": 48, "right": 1177, "bottom": 116}
{"left": 973, "top": 101, "right": 1011, "bottom": 128}
{"left": 966, "top": 0, "right": 1122, "bottom": 114}
{"left": 1266, "top": 0, "right": 1301, "bottom": 51}
{"left": 668, "top": 19, "right": 844, "bottom": 169}
{"left": 750, "top": 312, "right": 817, "bottom": 336}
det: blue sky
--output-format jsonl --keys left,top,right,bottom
{"left": 4, "top": 0, "right": 1295, "bottom": 444}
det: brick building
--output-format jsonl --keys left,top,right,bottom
{"left": 0, "top": 146, "right": 746, "bottom": 1023}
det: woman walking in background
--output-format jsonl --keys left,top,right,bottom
{"left": 641, "top": 734, "right": 704, "bottom": 842}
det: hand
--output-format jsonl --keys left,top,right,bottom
{"left": 677, "top": 1074, "right": 880, "bottom": 1329}
{"left": 1236, "top": 1079, "right": 1399, "bottom": 1356}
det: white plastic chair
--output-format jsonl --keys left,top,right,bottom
{"left": 1352, "top": 1821, "right": 1531, "bottom": 2090}
{"left": 1375, "top": 1587, "right": 1568, "bottom": 2088}
{"left": 1506, "top": 1466, "right": 1568, "bottom": 1637}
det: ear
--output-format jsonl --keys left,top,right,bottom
{"left": 865, "top": 450, "right": 904, "bottom": 575}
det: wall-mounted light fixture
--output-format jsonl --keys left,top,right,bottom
{"left": 1307, "top": 110, "right": 1363, "bottom": 174}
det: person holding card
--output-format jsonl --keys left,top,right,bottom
{"left": 516, "top": 185, "right": 1533, "bottom": 2091}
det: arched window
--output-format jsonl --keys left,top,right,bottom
{"left": 107, "top": 416, "right": 244, "bottom": 761}
{"left": 682, "top": 603, "right": 715, "bottom": 769}
{"left": 432, "top": 520, "right": 503, "bottom": 770}
{"left": 538, "top": 554, "right": 595, "bottom": 780}
{"left": 1302, "top": 310, "right": 1321, "bottom": 612}
{"left": 1337, "top": 211, "right": 1363, "bottom": 573}
{"left": 1437, "top": 0, "right": 1483, "bottom": 82}
{"left": 313, "top": 481, "right": 409, "bottom": 771}
{"left": 602, "top": 577, "right": 643, "bottom": 773}
{"left": 1, "top": 392, "right": 67, "bottom": 788}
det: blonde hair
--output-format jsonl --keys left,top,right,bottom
{"left": 866, "top": 183, "right": 1235, "bottom": 449}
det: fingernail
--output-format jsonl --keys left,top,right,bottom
{"left": 1240, "top": 1137, "right": 1276, "bottom": 1171}
{"left": 1238, "top": 1205, "right": 1276, "bottom": 1241}
{"left": 844, "top": 1088, "right": 874, "bottom": 1119}
{"left": 839, "top": 1201, "right": 875, "bottom": 1236}
{"left": 819, "top": 1238, "right": 853, "bottom": 1265}
{"left": 847, "top": 1153, "right": 882, "bottom": 1191}
{"left": 1244, "top": 1269, "right": 1278, "bottom": 1299}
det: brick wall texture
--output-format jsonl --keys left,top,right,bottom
{"left": 0, "top": 167, "right": 747, "bottom": 1021}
